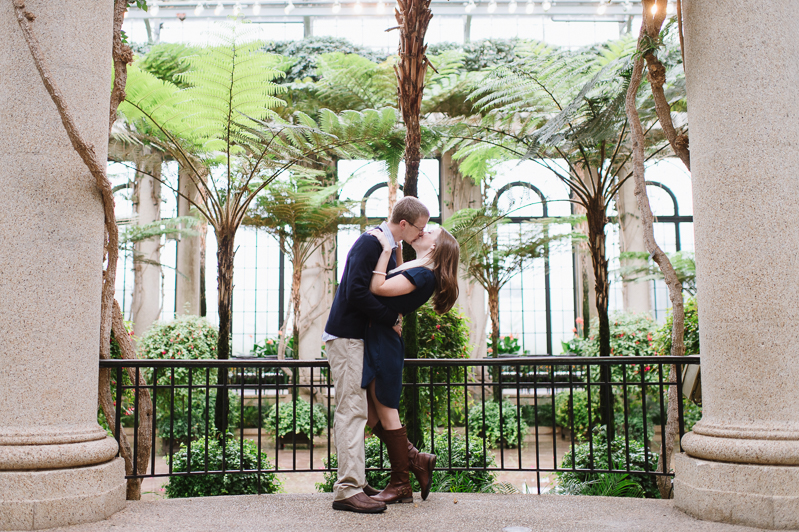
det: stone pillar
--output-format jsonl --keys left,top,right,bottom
{"left": 0, "top": 1, "right": 126, "bottom": 529}
{"left": 617, "top": 172, "right": 651, "bottom": 313}
{"left": 297, "top": 238, "right": 336, "bottom": 362}
{"left": 175, "top": 164, "right": 201, "bottom": 316}
{"left": 674, "top": 2, "right": 799, "bottom": 529}
{"left": 130, "top": 152, "right": 162, "bottom": 337}
{"left": 440, "top": 152, "right": 487, "bottom": 359}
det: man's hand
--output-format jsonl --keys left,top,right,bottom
{"left": 392, "top": 314, "right": 403, "bottom": 336}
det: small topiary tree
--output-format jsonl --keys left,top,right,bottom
{"left": 164, "top": 435, "right": 281, "bottom": 498}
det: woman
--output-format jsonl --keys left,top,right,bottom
{"left": 361, "top": 226, "right": 460, "bottom": 504}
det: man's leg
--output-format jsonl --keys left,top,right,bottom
{"left": 327, "top": 338, "right": 369, "bottom": 501}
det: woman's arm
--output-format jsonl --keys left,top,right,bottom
{"left": 368, "top": 229, "right": 416, "bottom": 297}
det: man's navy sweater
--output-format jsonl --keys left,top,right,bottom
{"left": 324, "top": 230, "right": 398, "bottom": 339}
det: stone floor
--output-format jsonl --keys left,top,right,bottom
{"left": 48, "top": 493, "right": 768, "bottom": 532}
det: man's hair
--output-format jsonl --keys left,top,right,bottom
{"left": 390, "top": 197, "right": 429, "bottom": 225}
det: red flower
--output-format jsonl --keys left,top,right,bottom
{"left": 161, "top": 350, "right": 167, "bottom": 355}
{"left": 431, "top": 334, "right": 435, "bottom": 339}
{"left": 645, "top": 365, "right": 651, "bottom": 371}
{"left": 436, "top": 325, "right": 441, "bottom": 329}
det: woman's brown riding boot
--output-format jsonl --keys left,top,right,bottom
{"left": 373, "top": 422, "right": 436, "bottom": 501}
{"left": 371, "top": 426, "right": 413, "bottom": 504}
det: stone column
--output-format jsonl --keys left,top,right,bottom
{"left": 440, "top": 152, "right": 487, "bottom": 359}
{"left": 175, "top": 164, "right": 202, "bottom": 316}
{"left": 0, "top": 1, "right": 126, "bottom": 529}
{"left": 297, "top": 237, "right": 336, "bottom": 406}
{"left": 617, "top": 172, "right": 651, "bottom": 313}
{"left": 674, "top": 1, "right": 799, "bottom": 529}
{"left": 130, "top": 152, "right": 162, "bottom": 336}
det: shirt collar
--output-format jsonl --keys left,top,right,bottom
{"left": 378, "top": 221, "right": 398, "bottom": 250}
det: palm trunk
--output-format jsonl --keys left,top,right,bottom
{"left": 585, "top": 194, "right": 615, "bottom": 440}
{"left": 487, "top": 287, "right": 501, "bottom": 403}
{"left": 214, "top": 228, "right": 236, "bottom": 433}
{"left": 291, "top": 245, "right": 303, "bottom": 358}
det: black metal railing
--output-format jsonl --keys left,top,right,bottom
{"left": 100, "top": 355, "right": 699, "bottom": 495}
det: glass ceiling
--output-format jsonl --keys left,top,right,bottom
{"left": 123, "top": 0, "right": 653, "bottom": 49}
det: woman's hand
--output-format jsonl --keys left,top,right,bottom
{"left": 368, "top": 229, "right": 391, "bottom": 252}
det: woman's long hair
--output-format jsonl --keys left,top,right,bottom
{"left": 430, "top": 228, "right": 460, "bottom": 314}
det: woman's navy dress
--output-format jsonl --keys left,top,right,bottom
{"left": 361, "top": 267, "right": 436, "bottom": 409}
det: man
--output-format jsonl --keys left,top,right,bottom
{"left": 323, "top": 197, "right": 429, "bottom": 513}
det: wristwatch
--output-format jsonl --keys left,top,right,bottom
{"left": 394, "top": 315, "right": 402, "bottom": 327}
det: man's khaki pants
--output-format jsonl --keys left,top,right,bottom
{"left": 326, "top": 338, "right": 368, "bottom": 501}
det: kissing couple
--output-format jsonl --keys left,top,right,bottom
{"left": 323, "top": 196, "right": 461, "bottom": 513}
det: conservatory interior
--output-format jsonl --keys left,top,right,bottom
{"left": 1, "top": 0, "right": 797, "bottom": 530}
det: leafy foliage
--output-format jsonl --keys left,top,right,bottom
{"left": 564, "top": 312, "right": 658, "bottom": 359}
{"left": 317, "top": 432, "right": 499, "bottom": 493}
{"left": 263, "top": 37, "right": 389, "bottom": 83}
{"left": 250, "top": 334, "right": 295, "bottom": 358}
{"left": 399, "top": 302, "right": 471, "bottom": 428}
{"left": 138, "top": 315, "right": 219, "bottom": 360}
{"left": 165, "top": 435, "right": 281, "bottom": 498}
{"left": 263, "top": 398, "right": 327, "bottom": 439}
{"left": 653, "top": 296, "right": 699, "bottom": 357}
{"left": 619, "top": 250, "right": 696, "bottom": 295}
{"left": 137, "top": 316, "right": 223, "bottom": 440}
{"left": 556, "top": 426, "right": 660, "bottom": 498}
{"left": 467, "top": 400, "right": 528, "bottom": 448}
{"left": 136, "top": 43, "right": 202, "bottom": 88}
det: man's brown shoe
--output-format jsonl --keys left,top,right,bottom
{"left": 363, "top": 484, "right": 381, "bottom": 497}
{"left": 332, "top": 492, "right": 387, "bottom": 513}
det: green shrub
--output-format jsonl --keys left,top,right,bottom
{"left": 554, "top": 390, "right": 601, "bottom": 441}
{"left": 98, "top": 321, "right": 136, "bottom": 433}
{"left": 250, "top": 334, "right": 295, "bottom": 358}
{"left": 164, "top": 435, "right": 281, "bottom": 498}
{"left": 401, "top": 302, "right": 471, "bottom": 428}
{"left": 520, "top": 401, "right": 554, "bottom": 428}
{"left": 155, "top": 390, "right": 241, "bottom": 442}
{"left": 264, "top": 398, "right": 327, "bottom": 439}
{"left": 138, "top": 314, "right": 219, "bottom": 361}
{"left": 487, "top": 334, "right": 525, "bottom": 356}
{"left": 467, "top": 400, "right": 527, "bottom": 448}
{"left": 556, "top": 426, "right": 660, "bottom": 498}
{"left": 137, "top": 316, "right": 222, "bottom": 440}
{"left": 316, "top": 432, "right": 498, "bottom": 493}
{"left": 682, "top": 396, "right": 702, "bottom": 432}
{"left": 653, "top": 297, "right": 700, "bottom": 356}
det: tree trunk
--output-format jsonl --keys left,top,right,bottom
{"left": 626, "top": 15, "right": 686, "bottom": 497}
{"left": 487, "top": 286, "right": 501, "bottom": 403}
{"left": 291, "top": 248, "right": 303, "bottom": 357}
{"left": 585, "top": 194, "right": 615, "bottom": 440}
{"left": 214, "top": 228, "right": 236, "bottom": 433}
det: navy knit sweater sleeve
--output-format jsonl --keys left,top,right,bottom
{"left": 324, "top": 232, "right": 398, "bottom": 339}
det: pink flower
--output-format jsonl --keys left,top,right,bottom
{"left": 575, "top": 317, "right": 584, "bottom": 325}
{"left": 267, "top": 339, "right": 274, "bottom": 345}
{"left": 487, "top": 348, "right": 493, "bottom": 354}
{"left": 509, "top": 334, "right": 514, "bottom": 340}
{"left": 162, "top": 350, "right": 167, "bottom": 355}
{"left": 572, "top": 328, "right": 577, "bottom": 333}
{"left": 436, "top": 325, "right": 441, "bottom": 330}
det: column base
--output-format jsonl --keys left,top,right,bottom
{"left": 674, "top": 453, "right": 799, "bottom": 530}
{"left": 0, "top": 457, "right": 126, "bottom": 531}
